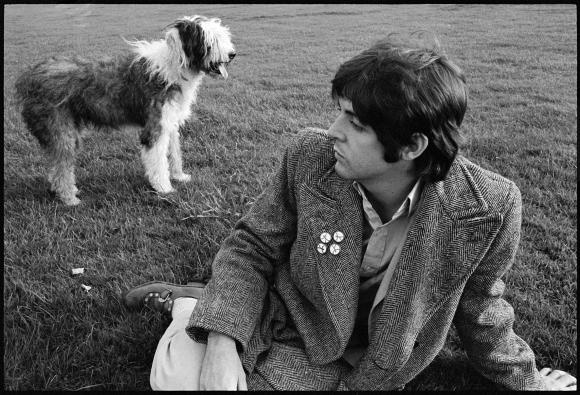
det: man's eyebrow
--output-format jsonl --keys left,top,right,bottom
{"left": 337, "top": 100, "right": 361, "bottom": 121}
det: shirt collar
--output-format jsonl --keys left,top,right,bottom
{"left": 405, "top": 177, "right": 423, "bottom": 215}
{"left": 353, "top": 178, "right": 423, "bottom": 226}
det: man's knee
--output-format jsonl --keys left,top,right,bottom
{"left": 150, "top": 323, "right": 206, "bottom": 390}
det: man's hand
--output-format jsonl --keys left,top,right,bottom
{"left": 199, "top": 331, "right": 247, "bottom": 390}
{"left": 540, "top": 367, "right": 577, "bottom": 391}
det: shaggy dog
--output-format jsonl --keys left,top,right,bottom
{"left": 15, "top": 15, "right": 236, "bottom": 205}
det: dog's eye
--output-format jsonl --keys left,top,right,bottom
{"left": 206, "top": 46, "right": 211, "bottom": 53}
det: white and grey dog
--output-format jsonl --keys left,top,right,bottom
{"left": 15, "top": 15, "right": 235, "bottom": 205}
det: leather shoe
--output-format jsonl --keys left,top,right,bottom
{"left": 122, "top": 281, "right": 205, "bottom": 314}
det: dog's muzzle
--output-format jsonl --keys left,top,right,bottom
{"left": 208, "top": 52, "right": 236, "bottom": 79}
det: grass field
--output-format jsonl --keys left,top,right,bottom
{"left": 3, "top": 4, "right": 577, "bottom": 390}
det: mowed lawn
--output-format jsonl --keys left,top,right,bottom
{"left": 3, "top": 4, "right": 577, "bottom": 390}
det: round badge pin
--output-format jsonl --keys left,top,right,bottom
{"left": 320, "top": 232, "right": 331, "bottom": 243}
{"left": 333, "top": 231, "right": 344, "bottom": 243}
{"left": 329, "top": 243, "right": 341, "bottom": 255}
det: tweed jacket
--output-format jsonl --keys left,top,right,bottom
{"left": 187, "top": 129, "right": 545, "bottom": 390}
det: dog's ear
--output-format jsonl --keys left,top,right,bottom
{"left": 165, "top": 28, "right": 188, "bottom": 70}
{"left": 175, "top": 20, "right": 206, "bottom": 69}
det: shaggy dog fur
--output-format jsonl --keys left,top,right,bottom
{"left": 15, "top": 15, "right": 235, "bottom": 205}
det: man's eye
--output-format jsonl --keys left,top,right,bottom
{"left": 350, "top": 120, "right": 364, "bottom": 131}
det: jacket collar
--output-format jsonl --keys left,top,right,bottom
{"left": 314, "top": 155, "right": 489, "bottom": 222}
{"left": 315, "top": 163, "right": 353, "bottom": 204}
{"left": 430, "top": 155, "right": 490, "bottom": 220}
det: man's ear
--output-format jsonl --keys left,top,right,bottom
{"left": 400, "top": 133, "right": 428, "bottom": 160}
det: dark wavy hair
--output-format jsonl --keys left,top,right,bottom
{"left": 331, "top": 33, "right": 467, "bottom": 182}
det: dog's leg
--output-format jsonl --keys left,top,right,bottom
{"left": 168, "top": 129, "right": 191, "bottom": 182}
{"left": 141, "top": 135, "right": 174, "bottom": 193}
{"left": 140, "top": 101, "right": 175, "bottom": 194}
{"left": 47, "top": 127, "right": 81, "bottom": 206}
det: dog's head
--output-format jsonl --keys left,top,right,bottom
{"left": 165, "top": 15, "right": 235, "bottom": 79}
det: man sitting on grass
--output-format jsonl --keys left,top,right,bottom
{"left": 123, "top": 34, "right": 576, "bottom": 391}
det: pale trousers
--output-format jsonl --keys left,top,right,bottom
{"left": 150, "top": 298, "right": 205, "bottom": 390}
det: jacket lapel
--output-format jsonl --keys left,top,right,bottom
{"left": 370, "top": 158, "right": 504, "bottom": 363}
{"left": 307, "top": 166, "right": 364, "bottom": 342}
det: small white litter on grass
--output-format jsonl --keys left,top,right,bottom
{"left": 81, "top": 284, "right": 92, "bottom": 292}
{"left": 71, "top": 268, "right": 85, "bottom": 275}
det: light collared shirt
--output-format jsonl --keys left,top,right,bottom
{"left": 343, "top": 178, "right": 423, "bottom": 367}
{"left": 354, "top": 178, "right": 423, "bottom": 288}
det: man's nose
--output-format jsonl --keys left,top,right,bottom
{"left": 327, "top": 117, "right": 344, "bottom": 141}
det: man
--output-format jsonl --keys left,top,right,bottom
{"left": 123, "top": 35, "right": 576, "bottom": 390}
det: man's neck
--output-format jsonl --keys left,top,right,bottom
{"left": 358, "top": 172, "right": 419, "bottom": 224}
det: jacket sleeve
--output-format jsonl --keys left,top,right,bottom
{"left": 185, "top": 134, "right": 304, "bottom": 352}
{"left": 453, "top": 183, "right": 546, "bottom": 390}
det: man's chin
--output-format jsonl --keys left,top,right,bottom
{"left": 334, "top": 163, "right": 352, "bottom": 180}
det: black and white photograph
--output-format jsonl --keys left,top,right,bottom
{"left": 4, "top": 3, "right": 577, "bottom": 390}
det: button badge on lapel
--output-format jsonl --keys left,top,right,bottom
{"left": 329, "top": 243, "right": 341, "bottom": 255}
{"left": 317, "top": 230, "right": 345, "bottom": 255}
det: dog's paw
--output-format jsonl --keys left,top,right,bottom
{"left": 153, "top": 184, "right": 176, "bottom": 194}
{"left": 172, "top": 173, "right": 192, "bottom": 182}
{"left": 62, "top": 196, "right": 81, "bottom": 206}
